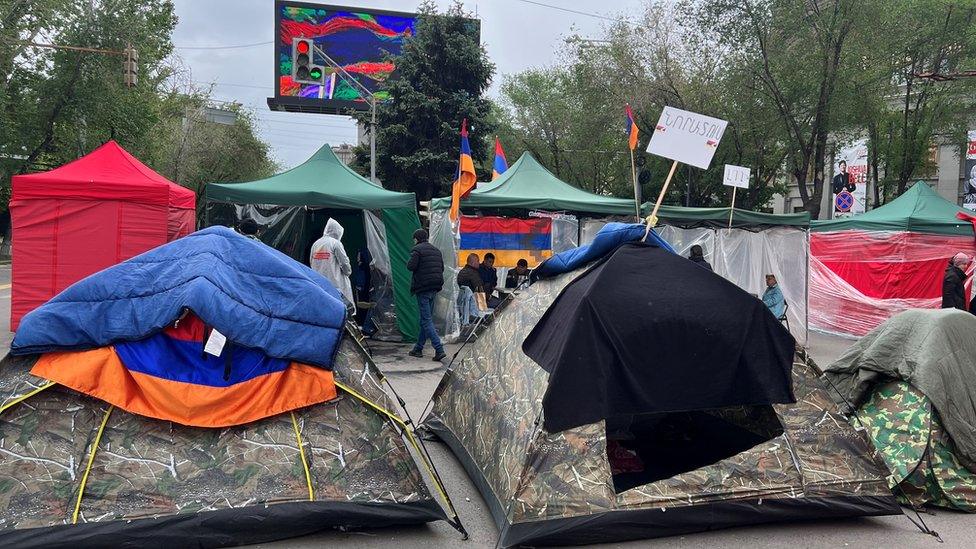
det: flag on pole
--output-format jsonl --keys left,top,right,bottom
{"left": 450, "top": 119, "right": 478, "bottom": 222}
{"left": 492, "top": 137, "right": 509, "bottom": 180}
{"left": 625, "top": 104, "right": 639, "bottom": 151}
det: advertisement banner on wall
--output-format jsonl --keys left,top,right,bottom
{"left": 964, "top": 130, "right": 976, "bottom": 211}
{"left": 832, "top": 139, "right": 868, "bottom": 218}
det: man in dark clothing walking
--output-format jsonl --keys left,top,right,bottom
{"left": 942, "top": 252, "right": 971, "bottom": 311}
{"left": 406, "top": 229, "right": 446, "bottom": 361}
{"left": 688, "top": 244, "right": 712, "bottom": 271}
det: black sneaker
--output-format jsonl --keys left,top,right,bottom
{"left": 408, "top": 349, "right": 423, "bottom": 358}
{"left": 432, "top": 351, "right": 447, "bottom": 362}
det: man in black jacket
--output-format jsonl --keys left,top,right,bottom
{"left": 943, "top": 253, "right": 971, "bottom": 311}
{"left": 832, "top": 160, "right": 855, "bottom": 194}
{"left": 406, "top": 229, "right": 446, "bottom": 361}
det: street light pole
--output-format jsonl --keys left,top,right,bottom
{"left": 311, "top": 43, "right": 379, "bottom": 184}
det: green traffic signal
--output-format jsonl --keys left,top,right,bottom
{"left": 309, "top": 67, "right": 322, "bottom": 81}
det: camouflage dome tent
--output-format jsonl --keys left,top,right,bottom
{"left": 420, "top": 223, "right": 900, "bottom": 547}
{"left": 825, "top": 309, "right": 976, "bottom": 512}
{"left": 0, "top": 228, "right": 463, "bottom": 547}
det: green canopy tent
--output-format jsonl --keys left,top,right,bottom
{"left": 428, "top": 153, "right": 639, "bottom": 339}
{"left": 811, "top": 181, "right": 973, "bottom": 235}
{"left": 205, "top": 145, "right": 421, "bottom": 341}
{"left": 430, "top": 152, "right": 638, "bottom": 215}
{"left": 808, "top": 182, "right": 976, "bottom": 338}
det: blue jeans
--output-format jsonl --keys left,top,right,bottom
{"left": 413, "top": 291, "right": 443, "bottom": 354}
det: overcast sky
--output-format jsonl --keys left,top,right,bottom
{"left": 170, "top": 0, "right": 643, "bottom": 169}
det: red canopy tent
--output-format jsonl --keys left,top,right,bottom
{"left": 10, "top": 140, "right": 195, "bottom": 329}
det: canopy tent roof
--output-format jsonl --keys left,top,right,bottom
{"left": 812, "top": 182, "right": 973, "bottom": 236}
{"left": 431, "top": 152, "right": 637, "bottom": 215}
{"left": 12, "top": 140, "right": 195, "bottom": 209}
{"left": 206, "top": 144, "right": 416, "bottom": 210}
{"left": 649, "top": 205, "right": 810, "bottom": 229}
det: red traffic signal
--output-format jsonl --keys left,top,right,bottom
{"left": 296, "top": 40, "right": 309, "bottom": 55}
{"left": 291, "top": 38, "right": 326, "bottom": 86}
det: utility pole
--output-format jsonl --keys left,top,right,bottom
{"left": 311, "top": 43, "right": 379, "bottom": 184}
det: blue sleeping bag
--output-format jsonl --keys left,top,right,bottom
{"left": 12, "top": 226, "right": 348, "bottom": 369}
{"left": 532, "top": 223, "right": 675, "bottom": 279}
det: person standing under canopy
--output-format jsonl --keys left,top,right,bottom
{"left": 310, "top": 218, "right": 355, "bottom": 310}
{"left": 406, "top": 229, "right": 446, "bottom": 361}
{"left": 942, "top": 252, "right": 971, "bottom": 311}
{"left": 762, "top": 274, "right": 786, "bottom": 319}
{"left": 688, "top": 244, "right": 712, "bottom": 271}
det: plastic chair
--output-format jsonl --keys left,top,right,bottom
{"left": 779, "top": 301, "right": 790, "bottom": 333}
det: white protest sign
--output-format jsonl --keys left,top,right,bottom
{"left": 723, "top": 164, "right": 750, "bottom": 189}
{"left": 646, "top": 106, "right": 728, "bottom": 169}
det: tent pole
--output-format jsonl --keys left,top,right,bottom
{"left": 729, "top": 187, "right": 736, "bottom": 230}
{"left": 629, "top": 148, "right": 640, "bottom": 221}
{"left": 644, "top": 160, "right": 679, "bottom": 239}
{"left": 370, "top": 96, "right": 377, "bottom": 183}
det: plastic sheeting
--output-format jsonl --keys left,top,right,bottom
{"left": 428, "top": 210, "right": 581, "bottom": 341}
{"left": 810, "top": 230, "right": 976, "bottom": 337}
{"left": 657, "top": 226, "right": 809, "bottom": 343}
{"left": 363, "top": 210, "right": 399, "bottom": 341}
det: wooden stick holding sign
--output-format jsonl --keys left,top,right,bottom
{"left": 643, "top": 106, "right": 729, "bottom": 239}
{"left": 723, "top": 164, "right": 750, "bottom": 230}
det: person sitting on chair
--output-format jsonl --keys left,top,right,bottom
{"left": 762, "top": 274, "right": 786, "bottom": 319}
{"left": 505, "top": 258, "right": 531, "bottom": 289}
{"left": 457, "top": 253, "right": 485, "bottom": 293}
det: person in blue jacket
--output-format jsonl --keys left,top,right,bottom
{"left": 762, "top": 274, "right": 786, "bottom": 318}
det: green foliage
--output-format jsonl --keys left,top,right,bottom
{"left": 0, "top": 0, "right": 275, "bottom": 212}
{"left": 352, "top": 0, "right": 495, "bottom": 201}
{"left": 496, "top": 0, "right": 976, "bottom": 214}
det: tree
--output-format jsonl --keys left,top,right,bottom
{"left": 689, "top": 0, "right": 861, "bottom": 218}
{"left": 0, "top": 0, "right": 276, "bottom": 214}
{"left": 352, "top": 0, "right": 494, "bottom": 201}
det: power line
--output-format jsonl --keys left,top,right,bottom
{"left": 511, "top": 0, "right": 619, "bottom": 22}
{"left": 194, "top": 80, "right": 274, "bottom": 91}
{"left": 175, "top": 40, "right": 273, "bottom": 50}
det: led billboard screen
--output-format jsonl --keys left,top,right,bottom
{"left": 269, "top": 1, "right": 416, "bottom": 114}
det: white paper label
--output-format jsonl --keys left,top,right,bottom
{"left": 204, "top": 329, "right": 227, "bottom": 357}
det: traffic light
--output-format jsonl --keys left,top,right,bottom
{"left": 122, "top": 46, "right": 138, "bottom": 87}
{"left": 292, "top": 38, "right": 326, "bottom": 85}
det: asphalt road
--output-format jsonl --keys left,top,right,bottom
{"left": 0, "top": 265, "right": 967, "bottom": 548}
{"left": 255, "top": 330, "right": 973, "bottom": 549}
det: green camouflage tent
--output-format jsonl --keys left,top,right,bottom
{"left": 825, "top": 309, "right": 976, "bottom": 512}
{"left": 0, "top": 330, "right": 462, "bottom": 547}
{"left": 855, "top": 381, "right": 976, "bottom": 511}
{"left": 420, "top": 251, "right": 901, "bottom": 547}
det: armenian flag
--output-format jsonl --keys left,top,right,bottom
{"left": 458, "top": 215, "right": 553, "bottom": 268}
{"left": 449, "top": 119, "right": 478, "bottom": 222}
{"left": 625, "top": 104, "right": 639, "bottom": 151}
{"left": 31, "top": 312, "right": 337, "bottom": 427}
{"left": 492, "top": 137, "right": 508, "bottom": 180}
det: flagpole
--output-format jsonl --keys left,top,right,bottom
{"left": 629, "top": 148, "right": 640, "bottom": 220}
{"left": 644, "top": 160, "right": 679, "bottom": 239}
{"left": 728, "top": 187, "right": 737, "bottom": 230}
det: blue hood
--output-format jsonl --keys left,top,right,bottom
{"left": 12, "top": 226, "right": 347, "bottom": 368}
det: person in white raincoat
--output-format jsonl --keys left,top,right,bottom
{"left": 310, "top": 219, "right": 355, "bottom": 311}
